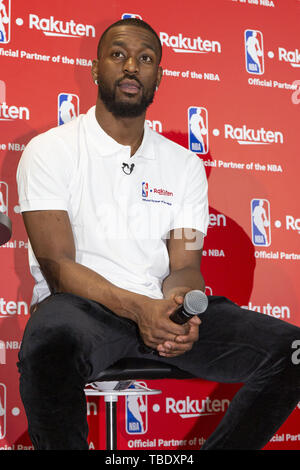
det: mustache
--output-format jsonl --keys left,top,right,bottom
{"left": 115, "top": 75, "right": 143, "bottom": 88}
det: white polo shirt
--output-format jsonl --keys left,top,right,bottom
{"left": 17, "top": 106, "right": 209, "bottom": 304}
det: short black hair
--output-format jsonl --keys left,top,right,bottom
{"left": 97, "top": 18, "right": 162, "bottom": 63}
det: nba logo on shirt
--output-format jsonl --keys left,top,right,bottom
{"left": 0, "top": 383, "right": 6, "bottom": 439}
{"left": 245, "top": 30, "right": 264, "bottom": 75}
{"left": 188, "top": 107, "right": 209, "bottom": 154}
{"left": 0, "top": 0, "right": 11, "bottom": 44}
{"left": 57, "top": 93, "right": 79, "bottom": 126}
{"left": 142, "top": 182, "right": 149, "bottom": 197}
{"left": 121, "top": 13, "right": 142, "bottom": 19}
{"left": 251, "top": 199, "right": 271, "bottom": 246}
{"left": 0, "top": 181, "right": 8, "bottom": 216}
{"left": 125, "top": 383, "right": 148, "bottom": 434}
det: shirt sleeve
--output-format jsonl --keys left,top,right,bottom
{"left": 16, "top": 134, "right": 73, "bottom": 212}
{"left": 170, "top": 152, "right": 209, "bottom": 236}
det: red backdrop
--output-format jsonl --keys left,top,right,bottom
{"left": 0, "top": 0, "right": 299, "bottom": 450}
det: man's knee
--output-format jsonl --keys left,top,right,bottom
{"left": 18, "top": 294, "right": 86, "bottom": 375}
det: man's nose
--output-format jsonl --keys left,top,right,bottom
{"left": 123, "top": 56, "right": 139, "bottom": 74}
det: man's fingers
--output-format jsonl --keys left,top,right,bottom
{"left": 157, "top": 340, "right": 194, "bottom": 357}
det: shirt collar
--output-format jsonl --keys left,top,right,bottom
{"left": 85, "top": 106, "right": 156, "bottom": 160}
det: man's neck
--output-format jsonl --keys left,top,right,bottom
{"left": 95, "top": 100, "right": 145, "bottom": 156}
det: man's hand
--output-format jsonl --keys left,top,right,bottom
{"left": 138, "top": 288, "right": 201, "bottom": 358}
{"left": 158, "top": 287, "right": 201, "bottom": 357}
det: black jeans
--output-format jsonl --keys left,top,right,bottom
{"left": 17, "top": 293, "right": 300, "bottom": 450}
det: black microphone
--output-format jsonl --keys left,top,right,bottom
{"left": 122, "top": 162, "right": 135, "bottom": 175}
{"left": 138, "top": 290, "right": 208, "bottom": 355}
{"left": 169, "top": 290, "right": 208, "bottom": 324}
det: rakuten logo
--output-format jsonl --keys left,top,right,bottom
{"left": 29, "top": 14, "right": 96, "bottom": 38}
{"left": 224, "top": 124, "right": 283, "bottom": 145}
{"left": 166, "top": 396, "right": 230, "bottom": 418}
{"left": 0, "top": 102, "right": 30, "bottom": 121}
{"left": 208, "top": 213, "right": 227, "bottom": 228}
{"left": 0, "top": 80, "right": 30, "bottom": 121}
{"left": 278, "top": 47, "right": 300, "bottom": 68}
{"left": 241, "top": 302, "right": 290, "bottom": 320}
{"left": 0, "top": 298, "right": 29, "bottom": 318}
{"left": 160, "top": 32, "right": 221, "bottom": 54}
{"left": 286, "top": 215, "right": 300, "bottom": 233}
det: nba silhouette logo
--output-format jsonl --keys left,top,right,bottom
{"left": 0, "top": 383, "right": 6, "bottom": 439}
{"left": 0, "top": 181, "right": 8, "bottom": 216}
{"left": 251, "top": 199, "right": 271, "bottom": 246}
{"left": 125, "top": 382, "right": 148, "bottom": 434}
{"left": 0, "top": 0, "right": 11, "bottom": 44}
{"left": 245, "top": 30, "right": 264, "bottom": 75}
{"left": 57, "top": 93, "right": 79, "bottom": 125}
{"left": 121, "top": 13, "right": 142, "bottom": 20}
{"left": 188, "top": 107, "right": 209, "bottom": 154}
{"left": 142, "top": 182, "right": 149, "bottom": 197}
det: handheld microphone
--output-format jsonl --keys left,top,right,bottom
{"left": 138, "top": 289, "right": 208, "bottom": 354}
{"left": 169, "top": 290, "right": 208, "bottom": 325}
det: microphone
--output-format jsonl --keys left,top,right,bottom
{"left": 169, "top": 290, "right": 208, "bottom": 325}
{"left": 138, "top": 289, "right": 208, "bottom": 355}
{"left": 122, "top": 162, "right": 135, "bottom": 175}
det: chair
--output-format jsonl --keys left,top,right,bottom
{"left": 84, "top": 357, "right": 195, "bottom": 450}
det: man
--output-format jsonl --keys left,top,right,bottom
{"left": 17, "top": 18, "right": 300, "bottom": 450}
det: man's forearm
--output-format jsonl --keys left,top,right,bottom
{"left": 162, "top": 267, "right": 205, "bottom": 299}
{"left": 39, "top": 256, "right": 150, "bottom": 323}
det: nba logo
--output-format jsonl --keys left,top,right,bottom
{"left": 121, "top": 13, "right": 142, "bottom": 20}
{"left": 245, "top": 30, "right": 264, "bottom": 75}
{"left": 251, "top": 199, "right": 271, "bottom": 246}
{"left": 188, "top": 107, "right": 209, "bottom": 154}
{"left": 125, "top": 382, "right": 148, "bottom": 434}
{"left": 142, "top": 182, "right": 149, "bottom": 197}
{"left": 0, "top": 383, "right": 6, "bottom": 439}
{"left": 57, "top": 93, "right": 79, "bottom": 125}
{"left": 0, "top": 181, "right": 8, "bottom": 216}
{"left": 0, "top": 0, "right": 11, "bottom": 44}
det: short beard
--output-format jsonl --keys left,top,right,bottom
{"left": 98, "top": 77, "right": 156, "bottom": 118}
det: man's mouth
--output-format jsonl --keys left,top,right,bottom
{"left": 118, "top": 79, "right": 141, "bottom": 95}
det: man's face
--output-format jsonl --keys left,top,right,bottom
{"left": 92, "top": 25, "right": 162, "bottom": 118}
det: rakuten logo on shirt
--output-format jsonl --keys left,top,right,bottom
{"left": 142, "top": 182, "right": 173, "bottom": 199}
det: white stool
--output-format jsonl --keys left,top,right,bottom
{"left": 84, "top": 357, "right": 195, "bottom": 450}
{"left": 85, "top": 380, "right": 161, "bottom": 449}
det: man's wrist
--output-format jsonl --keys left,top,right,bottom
{"left": 117, "top": 288, "right": 152, "bottom": 323}
{"left": 164, "top": 286, "right": 192, "bottom": 300}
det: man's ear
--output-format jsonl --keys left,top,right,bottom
{"left": 91, "top": 59, "right": 99, "bottom": 83}
{"left": 156, "top": 65, "right": 163, "bottom": 89}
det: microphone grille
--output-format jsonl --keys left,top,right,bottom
{"left": 184, "top": 290, "right": 208, "bottom": 315}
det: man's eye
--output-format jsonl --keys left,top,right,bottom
{"left": 112, "top": 51, "right": 124, "bottom": 59}
{"left": 140, "top": 55, "right": 152, "bottom": 63}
